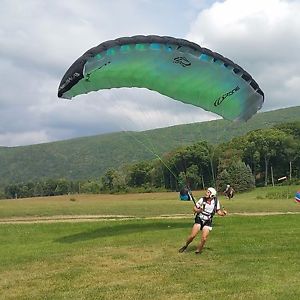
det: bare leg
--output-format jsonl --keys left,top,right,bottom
{"left": 186, "top": 224, "right": 201, "bottom": 245}
{"left": 195, "top": 226, "right": 210, "bottom": 254}
{"left": 179, "top": 224, "right": 200, "bottom": 252}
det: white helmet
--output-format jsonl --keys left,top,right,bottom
{"left": 207, "top": 187, "right": 217, "bottom": 197}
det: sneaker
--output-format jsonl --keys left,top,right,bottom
{"left": 178, "top": 245, "right": 187, "bottom": 253}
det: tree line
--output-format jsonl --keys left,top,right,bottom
{"left": 3, "top": 122, "right": 300, "bottom": 199}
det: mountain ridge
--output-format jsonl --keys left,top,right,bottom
{"left": 0, "top": 106, "right": 299, "bottom": 185}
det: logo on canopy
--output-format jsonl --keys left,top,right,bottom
{"left": 173, "top": 56, "right": 191, "bottom": 67}
{"left": 214, "top": 86, "right": 240, "bottom": 106}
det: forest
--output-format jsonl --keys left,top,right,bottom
{"left": 4, "top": 121, "right": 300, "bottom": 199}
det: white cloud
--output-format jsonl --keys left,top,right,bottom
{"left": 0, "top": 0, "right": 299, "bottom": 147}
{"left": 0, "top": 131, "right": 50, "bottom": 147}
{"left": 186, "top": 0, "right": 300, "bottom": 110}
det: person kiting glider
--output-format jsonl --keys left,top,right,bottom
{"left": 179, "top": 187, "right": 227, "bottom": 254}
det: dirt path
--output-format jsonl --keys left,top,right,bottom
{"left": 0, "top": 212, "right": 299, "bottom": 224}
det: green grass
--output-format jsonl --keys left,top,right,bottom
{"left": 0, "top": 185, "right": 299, "bottom": 219}
{"left": 0, "top": 186, "right": 300, "bottom": 299}
{"left": 0, "top": 216, "right": 299, "bottom": 299}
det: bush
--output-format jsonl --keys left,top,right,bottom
{"left": 217, "top": 161, "right": 255, "bottom": 192}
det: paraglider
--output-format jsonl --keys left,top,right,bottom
{"left": 295, "top": 191, "right": 300, "bottom": 203}
{"left": 179, "top": 186, "right": 199, "bottom": 207}
{"left": 179, "top": 187, "right": 191, "bottom": 201}
{"left": 58, "top": 35, "right": 264, "bottom": 122}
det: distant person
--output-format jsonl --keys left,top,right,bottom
{"left": 178, "top": 187, "right": 227, "bottom": 254}
{"left": 179, "top": 186, "right": 191, "bottom": 201}
{"left": 224, "top": 184, "right": 235, "bottom": 199}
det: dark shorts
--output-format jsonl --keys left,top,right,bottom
{"left": 195, "top": 215, "right": 212, "bottom": 230}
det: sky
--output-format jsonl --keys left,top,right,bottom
{"left": 0, "top": 0, "right": 299, "bottom": 147}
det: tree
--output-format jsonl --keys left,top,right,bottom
{"left": 126, "top": 161, "right": 152, "bottom": 187}
{"left": 101, "top": 168, "right": 120, "bottom": 191}
{"left": 54, "top": 179, "right": 70, "bottom": 195}
{"left": 244, "top": 129, "right": 291, "bottom": 186}
{"left": 217, "top": 161, "right": 255, "bottom": 192}
{"left": 216, "top": 169, "right": 231, "bottom": 192}
{"left": 4, "top": 184, "right": 20, "bottom": 199}
{"left": 185, "top": 164, "right": 202, "bottom": 190}
{"left": 111, "top": 171, "right": 126, "bottom": 192}
{"left": 161, "top": 142, "right": 212, "bottom": 190}
{"left": 275, "top": 122, "right": 300, "bottom": 179}
{"left": 229, "top": 161, "right": 255, "bottom": 192}
{"left": 150, "top": 160, "right": 166, "bottom": 188}
{"left": 42, "top": 179, "right": 58, "bottom": 196}
{"left": 34, "top": 181, "right": 45, "bottom": 197}
{"left": 80, "top": 180, "right": 100, "bottom": 194}
{"left": 281, "top": 136, "right": 299, "bottom": 180}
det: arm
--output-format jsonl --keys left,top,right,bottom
{"left": 193, "top": 198, "right": 203, "bottom": 213}
{"left": 193, "top": 206, "right": 203, "bottom": 214}
{"left": 216, "top": 199, "right": 227, "bottom": 216}
{"left": 217, "top": 209, "right": 227, "bottom": 216}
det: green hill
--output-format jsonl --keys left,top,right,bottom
{"left": 0, "top": 106, "right": 299, "bottom": 185}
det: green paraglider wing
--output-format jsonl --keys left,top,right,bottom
{"left": 58, "top": 35, "right": 264, "bottom": 121}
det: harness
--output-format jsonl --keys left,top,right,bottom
{"left": 195, "top": 197, "right": 218, "bottom": 229}
{"left": 201, "top": 197, "right": 218, "bottom": 216}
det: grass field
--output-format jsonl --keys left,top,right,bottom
{"left": 0, "top": 186, "right": 299, "bottom": 299}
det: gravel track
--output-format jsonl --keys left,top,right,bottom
{"left": 0, "top": 212, "right": 299, "bottom": 224}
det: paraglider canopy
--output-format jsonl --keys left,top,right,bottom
{"left": 295, "top": 191, "right": 300, "bottom": 203}
{"left": 58, "top": 35, "right": 264, "bottom": 122}
{"left": 179, "top": 187, "right": 191, "bottom": 201}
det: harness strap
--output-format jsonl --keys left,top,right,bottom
{"left": 200, "top": 211, "right": 211, "bottom": 217}
{"left": 197, "top": 197, "right": 218, "bottom": 219}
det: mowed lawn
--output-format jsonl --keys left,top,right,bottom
{"left": 0, "top": 187, "right": 299, "bottom": 299}
{"left": 0, "top": 185, "right": 299, "bottom": 219}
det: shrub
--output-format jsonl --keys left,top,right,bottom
{"left": 217, "top": 161, "right": 255, "bottom": 192}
